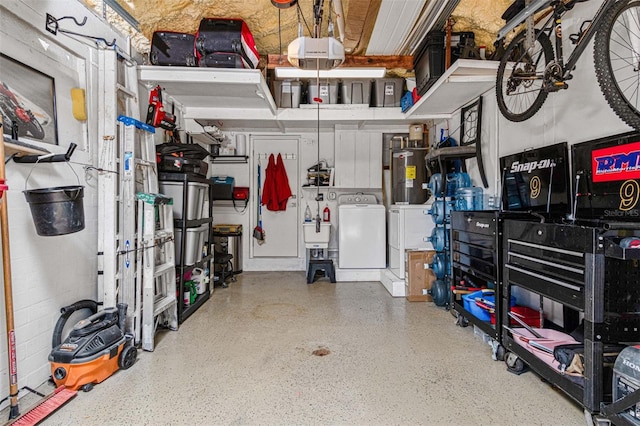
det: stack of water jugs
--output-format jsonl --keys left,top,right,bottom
{"left": 424, "top": 171, "right": 483, "bottom": 306}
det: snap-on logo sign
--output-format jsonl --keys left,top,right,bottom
{"left": 475, "top": 222, "right": 489, "bottom": 229}
{"left": 592, "top": 141, "right": 640, "bottom": 182}
{"left": 509, "top": 158, "right": 556, "bottom": 173}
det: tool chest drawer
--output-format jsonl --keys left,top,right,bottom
{"left": 503, "top": 221, "right": 593, "bottom": 310}
{"left": 451, "top": 210, "right": 497, "bottom": 237}
{"left": 451, "top": 211, "right": 501, "bottom": 281}
{"left": 452, "top": 250, "right": 496, "bottom": 280}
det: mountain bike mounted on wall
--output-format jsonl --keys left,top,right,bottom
{"left": 495, "top": 0, "right": 640, "bottom": 131}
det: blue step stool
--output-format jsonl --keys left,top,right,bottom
{"left": 307, "top": 259, "right": 336, "bottom": 284}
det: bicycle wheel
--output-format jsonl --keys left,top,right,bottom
{"left": 594, "top": 0, "right": 640, "bottom": 131}
{"left": 496, "top": 29, "right": 554, "bottom": 122}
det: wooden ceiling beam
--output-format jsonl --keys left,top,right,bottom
{"left": 266, "top": 54, "right": 413, "bottom": 70}
{"left": 342, "top": 0, "right": 382, "bottom": 55}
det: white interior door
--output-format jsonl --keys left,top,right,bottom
{"left": 252, "top": 136, "right": 299, "bottom": 257}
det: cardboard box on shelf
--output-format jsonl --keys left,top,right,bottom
{"left": 405, "top": 250, "right": 436, "bottom": 302}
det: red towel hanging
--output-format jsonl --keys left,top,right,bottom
{"left": 261, "top": 153, "right": 293, "bottom": 211}
{"left": 261, "top": 154, "right": 279, "bottom": 211}
{"left": 275, "top": 153, "right": 292, "bottom": 211}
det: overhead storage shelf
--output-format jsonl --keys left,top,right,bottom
{"left": 137, "top": 66, "right": 277, "bottom": 115}
{"left": 405, "top": 59, "right": 501, "bottom": 117}
{"left": 138, "top": 60, "right": 500, "bottom": 131}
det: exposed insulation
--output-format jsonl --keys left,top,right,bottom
{"left": 452, "top": 0, "right": 513, "bottom": 55}
{"left": 96, "top": 0, "right": 511, "bottom": 69}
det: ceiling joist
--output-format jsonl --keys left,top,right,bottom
{"left": 266, "top": 54, "right": 413, "bottom": 70}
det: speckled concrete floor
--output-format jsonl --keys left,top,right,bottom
{"left": 42, "top": 271, "right": 584, "bottom": 425}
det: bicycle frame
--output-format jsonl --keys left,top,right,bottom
{"left": 554, "top": 0, "right": 619, "bottom": 80}
{"left": 498, "top": 0, "right": 620, "bottom": 80}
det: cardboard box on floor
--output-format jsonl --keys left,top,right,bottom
{"left": 405, "top": 250, "right": 437, "bottom": 302}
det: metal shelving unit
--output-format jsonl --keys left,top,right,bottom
{"left": 159, "top": 172, "right": 213, "bottom": 324}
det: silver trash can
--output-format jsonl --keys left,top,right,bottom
{"left": 213, "top": 231, "right": 243, "bottom": 274}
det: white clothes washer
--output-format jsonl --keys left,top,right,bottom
{"left": 338, "top": 193, "right": 386, "bottom": 268}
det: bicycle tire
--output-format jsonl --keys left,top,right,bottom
{"left": 594, "top": 0, "right": 640, "bottom": 131}
{"left": 496, "top": 29, "right": 554, "bottom": 122}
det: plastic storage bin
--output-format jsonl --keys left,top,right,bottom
{"left": 371, "top": 78, "right": 404, "bottom": 107}
{"left": 307, "top": 80, "right": 339, "bottom": 104}
{"left": 273, "top": 80, "right": 303, "bottom": 108}
{"left": 491, "top": 305, "right": 543, "bottom": 327}
{"left": 159, "top": 181, "right": 208, "bottom": 220}
{"left": 211, "top": 176, "right": 235, "bottom": 200}
{"left": 414, "top": 31, "right": 445, "bottom": 96}
{"left": 463, "top": 291, "right": 516, "bottom": 322}
{"left": 175, "top": 224, "right": 208, "bottom": 265}
{"left": 340, "top": 80, "right": 372, "bottom": 104}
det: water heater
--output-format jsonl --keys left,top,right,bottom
{"left": 392, "top": 148, "right": 428, "bottom": 204}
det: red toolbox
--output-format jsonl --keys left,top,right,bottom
{"left": 195, "top": 18, "right": 259, "bottom": 69}
{"left": 491, "top": 305, "right": 543, "bottom": 328}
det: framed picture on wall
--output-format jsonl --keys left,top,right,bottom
{"left": 0, "top": 53, "right": 58, "bottom": 145}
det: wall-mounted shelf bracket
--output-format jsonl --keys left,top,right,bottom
{"left": 13, "top": 143, "right": 77, "bottom": 163}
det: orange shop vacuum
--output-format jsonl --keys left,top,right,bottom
{"left": 49, "top": 302, "right": 137, "bottom": 392}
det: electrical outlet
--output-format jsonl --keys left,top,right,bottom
{"left": 315, "top": 193, "right": 324, "bottom": 201}
{"left": 328, "top": 192, "right": 336, "bottom": 200}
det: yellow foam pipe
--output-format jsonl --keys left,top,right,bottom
{"left": 71, "top": 88, "right": 87, "bottom": 121}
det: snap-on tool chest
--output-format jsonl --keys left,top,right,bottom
{"left": 502, "top": 219, "right": 640, "bottom": 412}
{"left": 150, "top": 31, "right": 197, "bottom": 67}
{"left": 451, "top": 210, "right": 504, "bottom": 340}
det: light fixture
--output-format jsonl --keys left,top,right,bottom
{"left": 274, "top": 67, "right": 387, "bottom": 79}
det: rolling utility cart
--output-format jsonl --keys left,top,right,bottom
{"left": 159, "top": 172, "right": 214, "bottom": 324}
{"left": 501, "top": 220, "right": 640, "bottom": 414}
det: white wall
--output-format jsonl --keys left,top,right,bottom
{"left": 209, "top": 125, "right": 405, "bottom": 272}
{"left": 0, "top": 0, "right": 130, "bottom": 395}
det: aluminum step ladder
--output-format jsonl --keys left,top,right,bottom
{"left": 137, "top": 192, "right": 178, "bottom": 351}
{"left": 117, "top": 115, "right": 178, "bottom": 351}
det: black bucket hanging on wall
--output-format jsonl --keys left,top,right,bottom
{"left": 23, "top": 185, "right": 85, "bottom": 236}
{"left": 21, "top": 150, "right": 85, "bottom": 236}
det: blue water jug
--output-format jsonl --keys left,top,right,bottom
{"left": 455, "top": 186, "right": 484, "bottom": 211}
{"left": 428, "top": 200, "right": 455, "bottom": 224}
{"left": 427, "top": 173, "right": 443, "bottom": 196}
{"left": 446, "top": 172, "right": 471, "bottom": 196}
{"left": 430, "top": 253, "right": 451, "bottom": 279}
{"left": 427, "top": 227, "right": 447, "bottom": 252}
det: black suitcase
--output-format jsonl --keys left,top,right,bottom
{"left": 199, "top": 52, "right": 244, "bottom": 69}
{"left": 150, "top": 31, "right": 197, "bottom": 67}
{"left": 195, "top": 18, "right": 259, "bottom": 69}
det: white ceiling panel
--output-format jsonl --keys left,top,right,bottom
{"left": 365, "top": 0, "right": 427, "bottom": 55}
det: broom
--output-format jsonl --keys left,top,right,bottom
{"left": 8, "top": 386, "right": 77, "bottom": 425}
{"left": 253, "top": 162, "right": 265, "bottom": 244}
{"left": 0, "top": 118, "right": 77, "bottom": 424}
